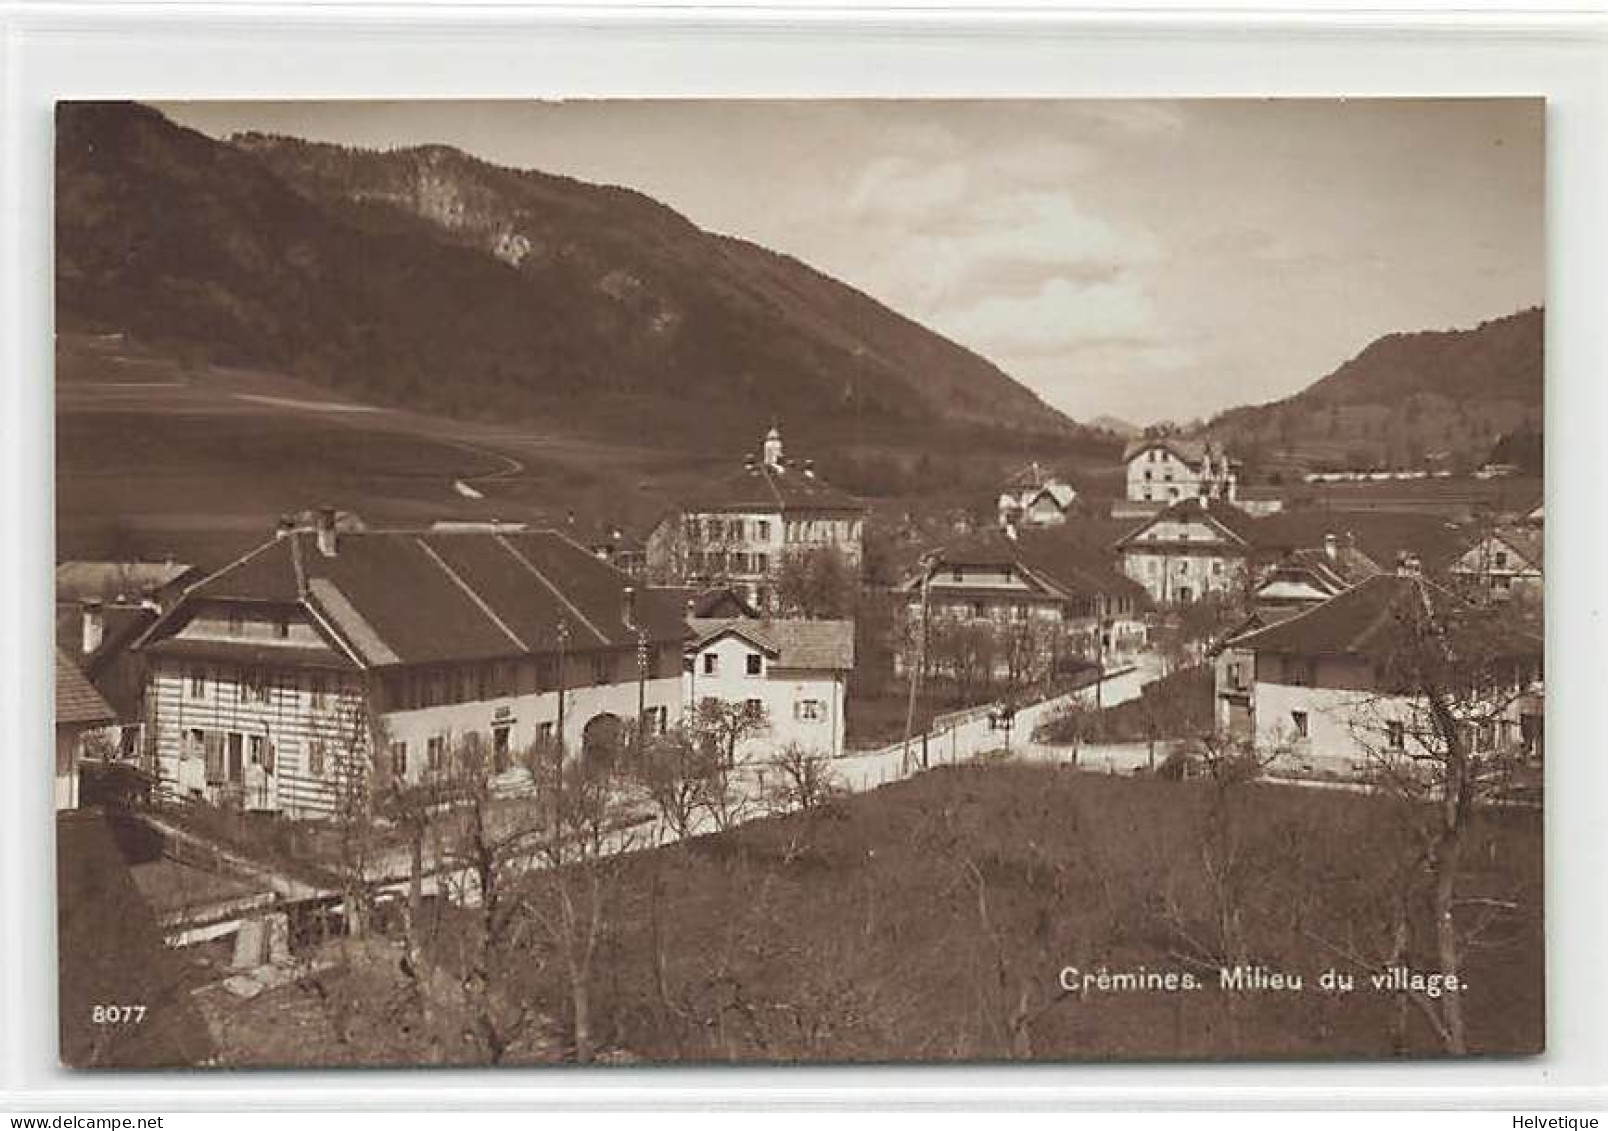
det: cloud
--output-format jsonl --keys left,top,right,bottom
{"left": 937, "top": 275, "right": 1161, "bottom": 359}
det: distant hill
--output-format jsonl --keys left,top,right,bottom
{"left": 1208, "top": 308, "right": 1543, "bottom": 475}
{"left": 1088, "top": 414, "right": 1140, "bottom": 438}
{"left": 56, "top": 102, "right": 1079, "bottom": 454}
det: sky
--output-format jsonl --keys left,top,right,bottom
{"left": 156, "top": 99, "right": 1545, "bottom": 426}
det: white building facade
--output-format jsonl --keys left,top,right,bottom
{"left": 684, "top": 618, "right": 854, "bottom": 761}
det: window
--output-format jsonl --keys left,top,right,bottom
{"left": 248, "top": 734, "right": 266, "bottom": 767}
{"left": 757, "top": 520, "right": 771, "bottom": 540}
{"left": 1212, "top": 560, "right": 1224, "bottom": 575}
{"left": 186, "top": 666, "right": 206, "bottom": 700}
{"left": 389, "top": 741, "right": 408, "bottom": 779}
{"left": 971, "top": 600, "right": 987, "bottom": 619}
{"left": 703, "top": 653, "right": 718, "bottom": 676}
{"left": 1387, "top": 721, "right": 1405, "bottom": 750}
{"left": 308, "top": 739, "right": 326, "bottom": 778}
{"left": 1495, "top": 550, "right": 1509, "bottom": 568}
{"left": 744, "top": 698, "right": 764, "bottom": 719}
{"left": 185, "top": 727, "right": 205, "bottom": 761}
{"left": 537, "top": 722, "right": 555, "bottom": 747}
{"left": 226, "top": 732, "right": 244, "bottom": 783}
{"left": 1143, "top": 470, "right": 1153, "bottom": 481}
{"left": 1290, "top": 711, "right": 1309, "bottom": 740}
{"left": 591, "top": 655, "right": 610, "bottom": 685}
{"left": 951, "top": 567, "right": 965, "bottom": 583}
{"left": 426, "top": 735, "right": 445, "bottom": 774}
{"left": 648, "top": 706, "right": 668, "bottom": 735}
{"left": 796, "top": 699, "right": 824, "bottom": 721}
{"left": 1226, "top": 662, "right": 1244, "bottom": 691}
{"left": 311, "top": 672, "right": 329, "bottom": 709}
{"left": 1286, "top": 657, "right": 1314, "bottom": 687}
{"left": 275, "top": 615, "right": 290, "bottom": 639}
{"left": 204, "top": 732, "right": 226, "bottom": 784}
{"left": 746, "top": 653, "right": 763, "bottom": 676}
{"left": 754, "top": 553, "right": 769, "bottom": 574}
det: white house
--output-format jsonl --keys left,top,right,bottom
{"left": 1113, "top": 498, "right": 1257, "bottom": 606}
{"left": 997, "top": 461, "right": 1079, "bottom": 529}
{"left": 1122, "top": 436, "right": 1237, "bottom": 506}
{"left": 1218, "top": 572, "right": 1543, "bottom": 774}
{"left": 646, "top": 425, "right": 867, "bottom": 612}
{"left": 684, "top": 617, "right": 855, "bottom": 761}
{"left": 1448, "top": 527, "right": 1543, "bottom": 603}
{"left": 133, "top": 515, "right": 690, "bottom": 818}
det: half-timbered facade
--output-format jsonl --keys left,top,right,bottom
{"left": 135, "top": 519, "right": 689, "bottom": 818}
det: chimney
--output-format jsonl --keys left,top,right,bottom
{"left": 1324, "top": 532, "right": 1338, "bottom": 562}
{"left": 803, "top": 459, "right": 816, "bottom": 480}
{"left": 316, "top": 506, "right": 339, "bottom": 557}
{"left": 81, "top": 600, "right": 105, "bottom": 657}
{"left": 744, "top": 452, "right": 757, "bottom": 474}
{"left": 685, "top": 597, "right": 697, "bottom": 622}
{"left": 622, "top": 585, "right": 637, "bottom": 628}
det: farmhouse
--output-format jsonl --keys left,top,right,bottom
{"left": 684, "top": 617, "right": 855, "bottom": 760}
{"left": 997, "top": 461, "right": 1080, "bottom": 528}
{"left": 133, "top": 514, "right": 689, "bottom": 818}
{"left": 646, "top": 425, "right": 867, "bottom": 612}
{"left": 56, "top": 648, "right": 117, "bottom": 811}
{"left": 1448, "top": 527, "right": 1543, "bottom": 603}
{"left": 1216, "top": 571, "right": 1543, "bottom": 772}
{"left": 897, "top": 528, "right": 1149, "bottom": 683}
{"left": 1113, "top": 498, "right": 1258, "bottom": 607}
{"left": 1123, "top": 436, "right": 1237, "bottom": 507}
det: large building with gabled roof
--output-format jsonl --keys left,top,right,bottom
{"left": 1216, "top": 571, "right": 1543, "bottom": 772}
{"left": 133, "top": 514, "right": 690, "bottom": 818}
{"left": 646, "top": 425, "right": 867, "bottom": 611}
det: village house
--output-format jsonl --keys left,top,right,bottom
{"left": 1251, "top": 532, "right": 1383, "bottom": 612}
{"left": 132, "top": 513, "right": 689, "bottom": 818}
{"left": 646, "top": 425, "right": 867, "bottom": 612}
{"left": 1113, "top": 497, "right": 1258, "bottom": 607}
{"left": 55, "top": 648, "right": 118, "bottom": 811}
{"left": 684, "top": 617, "right": 855, "bottom": 760}
{"left": 896, "top": 527, "right": 1149, "bottom": 684}
{"left": 996, "top": 461, "right": 1080, "bottom": 529}
{"left": 1122, "top": 436, "right": 1237, "bottom": 508}
{"left": 1448, "top": 526, "right": 1543, "bottom": 603}
{"left": 1214, "top": 571, "right": 1543, "bottom": 773}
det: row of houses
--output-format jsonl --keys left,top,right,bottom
{"left": 53, "top": 512, "right": 855, "bottom": 818}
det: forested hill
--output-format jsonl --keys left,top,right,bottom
{"left": 1207, "top": 307, "right": 1543, "bottom": 472}
{"left": 56, "top": 102, "right": 1080, "bottom": 451}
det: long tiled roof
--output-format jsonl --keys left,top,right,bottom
{"left": 147, "top": 530, "right": 691, "bottom": 669}
{"left": 56, "top": 648, "right": 117, "bottom": 727}
{"left": 1228, "top": 573, "right": 1540, "bottom": 659}
{"left": 909, "top": 527, "right": 1150, "bottom": 608}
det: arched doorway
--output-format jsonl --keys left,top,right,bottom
{"left": 581, "top": 712, "right": 625, "bottom": 770}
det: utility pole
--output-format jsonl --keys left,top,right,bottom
{"left": 554, "top": 617, "right": 569, "bottom": 854}
{"left": 635, "top": 629, "right": 649, "bottom": 763}
{"left": 902, "top": 552, "right": 938, "bottom": 777}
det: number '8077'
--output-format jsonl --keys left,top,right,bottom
{"left": 91, "top": 1005, "right": 147, "bottom": 1024}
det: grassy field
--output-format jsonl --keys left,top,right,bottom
{"left": 198, "top": 763, "right": 1542, "bottom": 1066}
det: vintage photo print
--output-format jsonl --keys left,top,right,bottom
{"left": 53, "top": 98, "right": 1544, "bottom": 1068}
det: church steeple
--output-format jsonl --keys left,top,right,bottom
{"left": 762, "top": 423, "right": 784, "bottom": 469}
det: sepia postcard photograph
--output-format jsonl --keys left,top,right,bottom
{"left": 52, "top": 97, "right": 1545, "bottom": 1069}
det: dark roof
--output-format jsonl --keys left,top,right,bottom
{"left": 688, "top": 460, "right": 864, "bottom": 515}
{"left": 56, "top": 648, "right": 117, "bottom": 727}
{"left": 55, "top": 603, "right": 158, "bottom": 674}
{"left": 1247, "top": 510, "right": 1468, "bottom": 570}
{"left": 1229, "top": 573, "right": 1540, "bottom": 659}
{"left": 911, "top": 527, "right": 1150, "bottom": 608}
{"left": 1113, "top": 498, "right": 1260, "bottom": 549}
{"left": 142, "top": 636, "right": 357, "bottom": 671}
{"left": 143, "top": 530, "right": 692, "bottom": 670}
{"left": 688, "top": 618, "right": 855, "bottom": 671}
{"left": 1122, "top": 436, "right": 1226, "bottom": 464}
